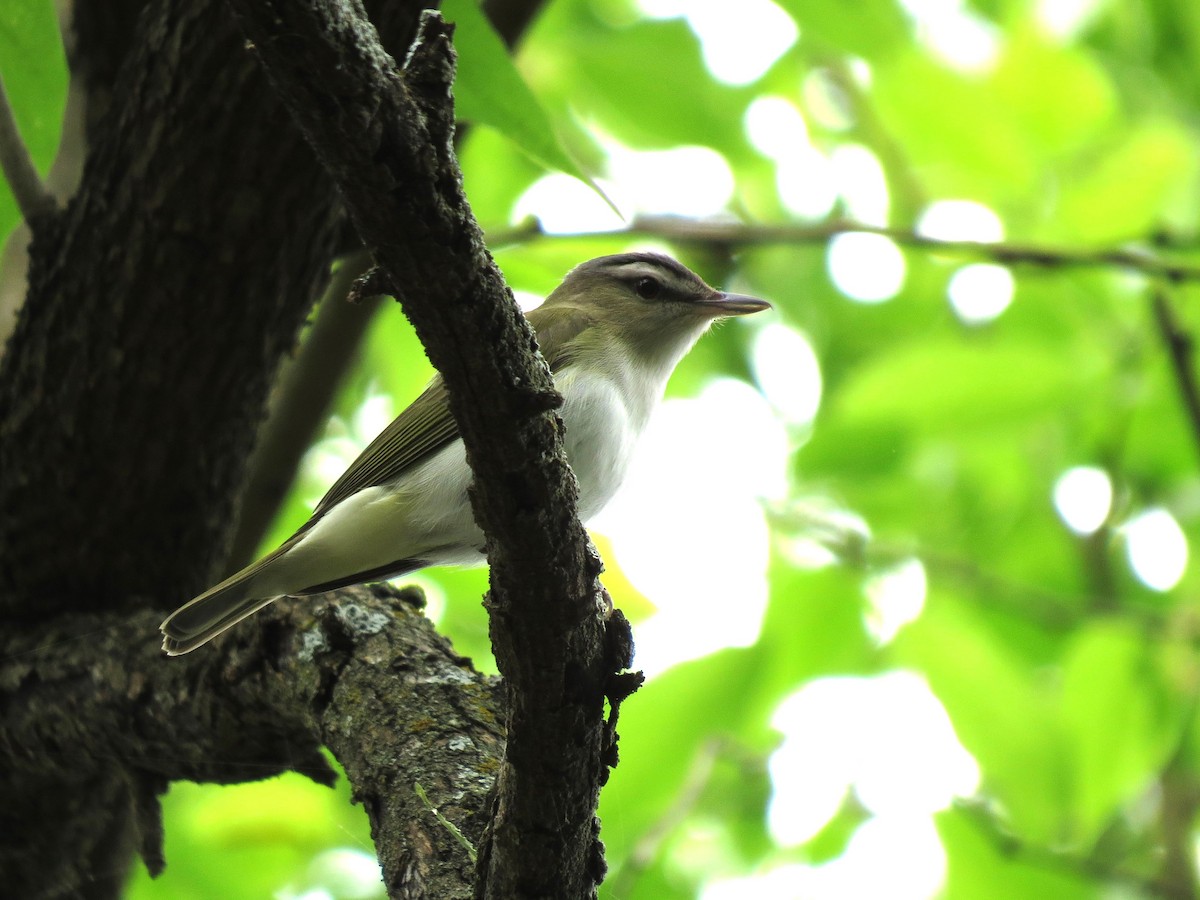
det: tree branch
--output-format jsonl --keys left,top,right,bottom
{"left": 490, "top": 215, "right": 1200, "bottom": 284}
{"left": 0, "top": 74, "right": 56, "bottom": 224}
{"left": 223, "top": 4, "right": 631, "bottom": 896}
{"left": 0, "top": 584, "right": 502, "bottom": 899}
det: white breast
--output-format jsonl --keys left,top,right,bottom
{"left": 557, "top": 364, "right": 655, "bottom": 522}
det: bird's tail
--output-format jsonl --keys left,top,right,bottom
{"left": 160, "top": 542, "right": 428, "bottom": 654}
{"left": 161, "top": 530, "right": 311, "bottom": 654}
{"left": 159, "top": 577, "right": 278, "bottom": 656}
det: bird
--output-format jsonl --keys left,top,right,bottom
{"left": 160, "top": 253, "right": 771, "bottom": 654}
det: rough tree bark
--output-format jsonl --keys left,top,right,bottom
{"left": 0, "top": 1, "right": 634, "bottom": 898}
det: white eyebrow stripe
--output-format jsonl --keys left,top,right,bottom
{"left": 612, "top": 261, "right": 698, "bottom": 291}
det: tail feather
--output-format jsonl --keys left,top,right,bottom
{"left": 161, "top": 591, "right": 279, "bottom": 656}
{"left": 161, "top": 532, "right": 308, "bottom": 654}
{"left": 160, "top": 553, "right": 428, "bottom": 655}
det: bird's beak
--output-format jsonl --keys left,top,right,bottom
{"left": 694, "top": 292, "right": 772, "bottom": 317}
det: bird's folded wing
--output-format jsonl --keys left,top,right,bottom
{"left": 315, "top": 306, "right": 593, "bottom": 515}
{"left": 313, "top": 376, "right": 460, "bottom": 515}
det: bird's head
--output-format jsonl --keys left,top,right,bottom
{"left": 541, "top": 253, "right": 770, "bottom": 368}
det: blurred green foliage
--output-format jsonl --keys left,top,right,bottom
{"left": 9, "top": 0, "right": 1200, "bottom": 896}
{"left": 0, "top": 0, "right": 66, "bottom": 241}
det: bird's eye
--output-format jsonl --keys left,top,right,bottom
{"left": 634, "top": 277, "right": 662, "bottom": 300}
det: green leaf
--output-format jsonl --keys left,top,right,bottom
{"left": 0, "top": 0, "right": 67, "bottom": 242}
{"left": 458, "top": 125, "right": 544, "bottom": 226}
{"left": 530, "top": 13, "right": 752, "bottom": 158}
{"left": 441, "top": 0, "right": 610, "bottom": 208}
{"left": 832, "top": 337, "right": 1095, "bottom": 432}
{"left": 1059, "top": 621, "right": 1183, "bottom": 846}
{"left": 872, "top": 50, "right": 1041, "bottom": 199}
{"left": 991, "top": 28, "right": 1115, "bottom": 158}
{"left": 755, "top": 563, "right": 875, "bottom": 700}
{"left": 775, "top": 0, "right": 909, "bottom": 58}
{"left": 937, "top": 806, "right": 1095, "bottom": 900}
{"left": 1053, "top": 120, "right": 1198, "bottom": 242}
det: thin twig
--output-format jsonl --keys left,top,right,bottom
{"left": 0, "top": 74, "right": 56, "bottom": 222}
{"left": 488, "top": 216, "right": 1200, "bottom": 284}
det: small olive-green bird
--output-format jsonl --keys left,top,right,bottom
{"left": 160, "top": 253, "right": 770, "bottom": 654}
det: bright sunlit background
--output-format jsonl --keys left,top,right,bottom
{"left": 468, "top": 1, "right": 1191, "bottom": 895}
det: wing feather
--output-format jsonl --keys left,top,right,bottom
{"left": 313, "top": 305, "right": 594, "bottom": 513}
{"left": 313, "top": 377, "right": 460, "bottom": 515}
